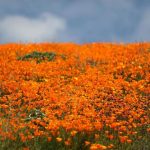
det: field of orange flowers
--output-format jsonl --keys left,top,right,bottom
{"left": 0, "top": 43, "right": 150, "bottom": 150}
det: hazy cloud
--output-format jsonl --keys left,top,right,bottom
{"left": 0, "top": 13, "right": 66, "bottom": 43}
{"left": 0, "top": 0, "right": 150, "bottom": 43}
{"left": 131, "top": 9, "right": 150, "bottom": 41}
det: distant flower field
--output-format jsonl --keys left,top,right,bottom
{"left": 0, "top": 43, "right": 150, "bottom": 150}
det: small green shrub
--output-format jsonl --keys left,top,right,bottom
{"left": 17, "top": 51, "right": 66, "bottom": 63}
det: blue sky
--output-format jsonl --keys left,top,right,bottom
{"left": 0, "top": 0, "right": 150, "bottom": 43}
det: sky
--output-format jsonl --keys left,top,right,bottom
{"left": 0, "top": 0, "right": 150, "bottom": 44}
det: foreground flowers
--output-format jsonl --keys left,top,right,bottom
{"left": 0, "top": 43, "right": 150, "bottom": 149}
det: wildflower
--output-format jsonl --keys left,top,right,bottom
{"left": 147, "top": 128, "right": 150, "bottom": 133}
{"left": 119, "top": 136, "right": 128, "bottom": 143}
{"left": 19, "top": 133, "right": 27, "bottom": 142}
{"left": 107, "top": 134, "right": 114, "bottom": 140}
{"left": 64, "top": 139, "right": 71, "bottom": 146}
{"left": 105, "top": 130, "right": 109, "bottom": 135}
{"left": 85, "top": 141, "right": 91, "bottom": 146}
{"left": 70, "top": 130, "right": 78, "bottom": 136}
{"left": 107, "top": 144, "right": 114, "bottom": 149}
{"left": 90, "top": 144, "right": 107, "bottom": 150}
{"left": 47, "top": 137, "right": 52, "bottom": 142}
{"left": 56, "top": 137, "right": 62, "bottom": 142}
{"left": 94, "top": 134, "right": 100, "bottom": 140}
{"left": 127, "top": 139, "right": 132, "bottom": 143}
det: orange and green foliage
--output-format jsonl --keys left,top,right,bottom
{"left": 0, "top": 43, "right": 150, "bottom": 150}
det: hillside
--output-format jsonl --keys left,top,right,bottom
{"left": 0, "top": 43, "right": 150, "bottom": 150}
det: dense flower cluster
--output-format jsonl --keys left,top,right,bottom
{"left": 0, "top": 43, "right": 150, "bottom": 149}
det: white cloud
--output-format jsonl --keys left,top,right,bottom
{"left": 0, "top": 13, "right": 66, "bottom": 43}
